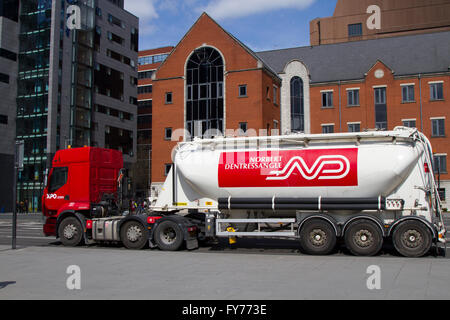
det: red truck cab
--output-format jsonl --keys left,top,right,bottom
{"left": 42, "top": 147, "right": 123, "bottom": 236}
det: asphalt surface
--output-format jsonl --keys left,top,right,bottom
{"left": 0, "top": 213, "right": 450, "bottom": 300}
{"left": 1, "top": 212, "right": 449, "bottom": 256}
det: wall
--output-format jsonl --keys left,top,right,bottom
{"left": 310, "top": 0, "right": 450, "bottom": 46}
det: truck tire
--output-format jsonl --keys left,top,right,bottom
{"left": 299, "top": 219, "right": 336, "bottom": 255}
{"left": 344, "top": 219, "right": 383, "bottom": 256}
{"left": 58, "top": 217, "right": 84, "bottom": 247}
{"left": 120, "top": 221, "right": 148, "bottom": 250}
{"left": 154, "top": 220, "right": 184, "bottom": 251}
{"left": 392, "top": 220, "right": 432, "bottom": 257}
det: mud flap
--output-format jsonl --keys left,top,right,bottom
{"left": 186, "top": 238, "right": 198, "bottom": 250}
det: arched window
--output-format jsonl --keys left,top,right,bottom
{"left": 291, "top": 76, "right": 304, "bottom": 132}
{"left": 186, "top": 47, "right": 224, "bottom": 139}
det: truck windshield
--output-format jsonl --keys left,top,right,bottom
{"left": 48, "top": 167, "right": 68, "bottom": 193}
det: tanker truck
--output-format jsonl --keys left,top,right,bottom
{"left": 43, "top": 127, "right": 446, "bottom": 257}
{"left": 151, "top": 127, "right": 446, "bottom": 257}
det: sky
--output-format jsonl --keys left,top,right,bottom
{"left": 124, "top": 0, "right": 337, "bottom": 53}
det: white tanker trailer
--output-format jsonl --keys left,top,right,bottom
{"left": 151, "top": 127, "right": 446, "bottom": 257}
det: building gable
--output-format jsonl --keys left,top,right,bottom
{"left": 155, "top": 13, "right": 262, "bottom": 80}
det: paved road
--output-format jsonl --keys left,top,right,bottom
{"left": 0, "top": 213, "right": 450, "bottom": 300}
{"left": 0, "top": 214, "right": 54, "bottom": 247}
{"left": 1, "top": 243, "right": 450, "bottom": 300}
{"left": 1, "top": 213, "right": 449, "bottom": 256}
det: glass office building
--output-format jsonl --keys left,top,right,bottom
{"left": 15, "top": 0, "right": 138, "bottom": 212}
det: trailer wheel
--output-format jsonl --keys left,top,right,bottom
{"left": 120, "top": 221, "right": 148, "bottom": 250}
{"left": 154, "top": 220, "right": 184, "bottom": 251}
{"left": 392, "top": 220, "right": 432, "bottom": 257}
{"left": 58, "top": 217, "right": 84, "bottom": 247}
{"left": 344, "top": 219, "right": 383, "bottom": 256}
{"left": 299, "top": 219, "right": 337, "bottom": 255}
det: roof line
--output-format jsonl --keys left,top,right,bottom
{"left": 256, "top": 29, "right": 450, "bottom": 54}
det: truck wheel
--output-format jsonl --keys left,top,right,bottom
{"left": 392, "top": 220, "right": 432, "bottom": 257}
{"left": 154, "top": 220, "right": 184, "bottom": 251}
{"left": 120, "top": 221, "right": 148, "bottom": 250}
{"left": 299, "top": 219, "right": 336, "bottom": 255}
{"left": 344, "top": 219, "right": 383, "bottom": 256}
{"left": 58, "top": 217, "right": 84, "bottom": 247}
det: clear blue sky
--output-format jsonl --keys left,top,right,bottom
{"left": 124, "top": 0, "right": 337, "bottom": 52}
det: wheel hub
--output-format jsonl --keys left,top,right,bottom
{"left": 354, "top": 229, "right": 373, "bottom": 248}
{"left": 127, "top": 226, "right": 142, "bottom": 242}
{"left": 63, "top": 224, "right": 77, "bottom": 240}
{"left": 402, "top": 229, "right": 422, "bottom": 248}
{"left": 310, "top": 229, "right": 327, "bottom": 247}
{"left": 161, "top": 227, "right": 176, "bottom": 245}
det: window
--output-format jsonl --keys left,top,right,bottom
{"left": 186, "top": 47, "right": 224, "bottom": 139}
{"left": 138, "top": 100, "right": 152, "bottom": 110}
{"left": 348, "top": 23, "right": 363, "bottom": 37}
{"left": 374, "top": 87, "right": 387, "bottom": 130}
{"left": 108, "top": 14, "right": 124, "bottom": 28}
{"left": 322, "top": 91, "right": 333, "bottom": 108}
{"left": 322, "top": 124, "right": 334, "bottom": 134}
{"left": 273, "top": 86, "right": 278, "bottom": 105}
{"left": 348, "top": 123, "right": 361, "bottom": 132}
{"left": 0, "top": 114, "right": 8, "bottom": 124}
{"left": 138, "top": 115, "right": 151, "bottom": 125}
{"left": 239, "top": 122, "right": 247, "bottom": 135}
{"left": 432, "top": 118, "right": 445, "bottom": 137}
{"left": 138, "top": 70, "right": 154, "bottom": 79}
{"left": 347, "top": 89, "right": 359, "bottom": 106}
{"left": 138, "top": 85, "right": 152, "bottom": 94}
{"left": 164, "top": 128, "right": 172, "bottom": 140}
{"left": 374, "top": 87, "right": 386, "bottom": 104}
{"left": 164, "top": 164, "right": 172, "bottom": 176}
{"left": 402, "top": 85, "right": 415, "bottom": 102}
{"left": 433, "top": 155, "right": 447, "bottom": 174}
{"left": 107, "top": 31, "right": 124, "bottom": 45}
{"left": 438, "top": 188, "right": 446, "bottom": 202}
{"left": 130, "top": 97, "right": 138, "bottom": 105}
{"left": 0, "top": 48, "right": 17, "bottom": 61}
{"left": 291, "top": 77, "right": 304, "bottom": 132}
{"left": 402, "top": 119, "right": 416, "bottom": 128}
{"left": 430, "top": 83, "right": 444, "bottom": 101}
{"left": 138, "top": 54, "right": 169, "bottom": 66}
{"left": 48, "top": 167, "right": 68, "bottom": 193}
{"left": 165, "top": 92, "right": 173, "bottom": 104}
{"left": 0, "top": 73, "right": 9, "bottom": 84}
{"left": 239, "top": 85, "right": 247, "bottom": 97}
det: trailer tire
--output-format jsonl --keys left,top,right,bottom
{"left": 392, "top": 220, "right": 432, "bottom": 257}
{"left": 154, "top": 220, "right": 184, "bottom": 251}
{"left": 121, "top": 221, "right": 148, "bottom": 250}
{"left": 344, "top": 219, "right": 383, "bottom": 256}
{"left": 58, "top": 217, "right": 84, "bottom": 247}
{"left": 299, "top": 219, "right": 337, "bottom": 255}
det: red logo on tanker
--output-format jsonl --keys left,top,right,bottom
{"left": 218, "top": 148, "right": 358, "bottom": 188}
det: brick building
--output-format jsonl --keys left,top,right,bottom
{"left": 147, "top": 9, "right": 450, "bottom": 206}
{"left": 258, "top": 30, "right": 450, "bottom": 205}
{"left": 310, "top": 0, "right": 450, "bottom": 46}
{"left": 150, "top": 13, "right": 281, "bottom": 192}
{"left": 136, "top": 46, "right": 173, "bottom": 197}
